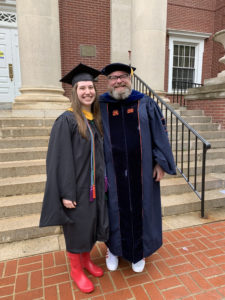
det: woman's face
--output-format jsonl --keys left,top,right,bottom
{"left": 76, "top": 81, "right": 96, "bottom": 110}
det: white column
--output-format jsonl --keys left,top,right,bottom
{"left": 131, "top": 0, "right": 167, "bottom": 92}
{"left": 111, "top": 0, "right": 132, "bottom": 64}
{"left": 14, "top": 0, "right": 69, "bottom": 109}
{"left": 204, "top": 29, "right": 225, "bottom": 86}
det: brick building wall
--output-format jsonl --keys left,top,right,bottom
{"left": 58, "top": 0, "right": 110, "bottom": 98}
{"left": 187, "top": 99, "right": 225, "bottom": 129}
{"left": 57, "top": 0, "right": 225, "bottom": 129}
{"left": 166, "top": 0, "right": 225, "bottom": 129}
{"left": 165, "top": 0, "right": 225, "bottom": 91}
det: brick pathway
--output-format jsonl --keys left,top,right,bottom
{"left": 0, "top": 220, "right": 225, "bottom": 300}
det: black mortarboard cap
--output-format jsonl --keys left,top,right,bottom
{"left": 60, "top": 63, "right": 101, "bottom": 86}
{"left": 101, "top": 63, "right": 136, "bottom": 76}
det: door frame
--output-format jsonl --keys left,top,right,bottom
{"left": 0, "top": 0, "right": 20, "bottom": 103}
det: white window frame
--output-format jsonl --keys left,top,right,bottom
{"left": 167, "top": 29, "right": 211, "bottom": 93}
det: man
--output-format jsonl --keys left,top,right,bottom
{"left": 99, "top": 63, "right": 176, "bottom": 272}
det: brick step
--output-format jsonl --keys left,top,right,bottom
{"left": 0, "top": 213, "right": 61, "bottom": 244}
{"left": 168, "top": 130, "right": 225, "bottom": 141}
{"left": 174, "top": 148, "right": 225, "bottom": 163}
{"left": 13, "top": 102, "right": 69, "bottom": 111}
{"left": 0, "top": 147, "right": 47, "bottom": 162}
{"left": 1, "top": 186, "right": 224, "bottom": 220}
{"left": 0, "top": 145, "right": 223, "bottom": 164}
{"left": 0, "top": 193, "right": 43, "bottom": 218}
{"left": 0, "top": 136, "right": 49, "bottom": 149}
{"left": 162, "top": 188, "right": 225, "bottom": 216}
{"left": 160, "top": 174, "right": 224, "bottom": 195}
{"left": 0, "top": 159, "right": 46, "bottom": 178}
{"left": 0, "top": 234, "right": 65, "bottom": 261}
{"left": 0, "top": 155, "right": 224, "bottom": 180}
{"left": 4, "top": 124, "right": 217, "bottom": 139}
{"left": 167, "top": 115, "right": 212, "bottom": 123}
{"left": 167, "top": 123, "right": 219, "bottom": 132}
{"left": 0, "top": 189, "right": 224, "bottom": 245}
{"left": 168, "top": 109, "right": 203, "bottom": 117}
{"left": 0, "top": 174, "right": 46, "bottom": 197}
{"left": 176, "top": 158, "right": 225, "bottom": 175}
{"left": 0, "top": 109, "right": 65, "bottom": 118}
{"left": 1, "top": 146, "right": 222, "bottom": 164}
{"left": 2, "top": 207, "right": 225, "bottom": 261}
{"left": 0, "top": 118, "right": 54, "bottom": 128}
{"left": 171, "top": 138, "right": 225, "bottom": 150}
{"left": 180, "top": 110, "right": 204, "bottom": 116}
{"left": 0, "top": 127, "right": 52, "bottom": 138}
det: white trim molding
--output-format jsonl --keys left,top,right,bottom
{"left": 167, "top": 29, "right": 211, "bottom": 40}
{"left": 167, "top": 29, "right": 212, "bottom": 93}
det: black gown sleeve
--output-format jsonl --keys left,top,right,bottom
{"left": 39, "top": 114, "right": 77, "bottom": 227}
{"left": 147, "top": 99, "right": 176, "bottom": 175}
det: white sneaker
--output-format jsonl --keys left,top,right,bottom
{"left": 106, "top": 248, "right": 118, "bottom": 271}
{"left": 132, "top": 258, "right": 145, "bottom": 272}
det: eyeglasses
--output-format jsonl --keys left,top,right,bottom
{"left": 107, "top": 74, "right": 130, "bottom": 81}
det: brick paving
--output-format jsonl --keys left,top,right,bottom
{"left": 0, "top": 220, "right": 225, "bottom": 300}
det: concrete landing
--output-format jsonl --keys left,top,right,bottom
{"left": 0, "top": 207, "right": 224, "bottom": 262}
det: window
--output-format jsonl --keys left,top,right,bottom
{"left": 172, "top": 44, "right": 195, "bottom": 90}
{"left": 168, "top": 30, "right": 211, "bottom": 93}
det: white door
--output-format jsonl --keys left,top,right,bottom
{"left": 0, "top": 27, "right": 21, "bottom": 102}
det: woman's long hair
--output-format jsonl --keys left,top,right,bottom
{"left": 71, "top": 82, "right": 103, "bottom": 139}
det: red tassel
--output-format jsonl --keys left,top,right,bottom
{"left": 92, "top": 185, "right": 96, "bottom": 199}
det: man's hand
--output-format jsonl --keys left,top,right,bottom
{"left": 62, "top": 198, "right": 77, "bottom": 209}
{"left": 153, "top": 163, "right": 165, "bottom": 182}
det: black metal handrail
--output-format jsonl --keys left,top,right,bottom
{"left": 133, "top": 74, "right": 211, "bottom": 217}
{"left": 172, "top": 80, "right": 203, "bottom": 106}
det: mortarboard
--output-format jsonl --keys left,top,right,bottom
{"left": 60, "top": 63, "right": 101, "bottom": 86}
{"left": 101, "top": 63, "right": 136, "bottom": 76}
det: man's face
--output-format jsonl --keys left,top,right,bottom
{"left": 107, "top": 71, "right": 132, "bottom": 100}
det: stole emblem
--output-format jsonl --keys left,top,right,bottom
{"left": 112, "top": 110, "right": 119, "bottom": 116}
{"left": 127, "top": 108, "right": 134, "bottom": 114}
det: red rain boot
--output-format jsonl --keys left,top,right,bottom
{"left": 67, "top": 252, "right": 94, "bottom": 293}
{"left": 81, "top": 252, "right": 104, "bottom": 277}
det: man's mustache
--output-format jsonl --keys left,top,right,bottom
{"left": 114, "top": 83, "right": 127, "bottom": 87}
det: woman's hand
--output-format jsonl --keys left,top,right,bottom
{"left": 153, "top": 163, "right": 165, "bottom": 182}
{"left": 62, "top": 198, "right": 77, "bottom": 209}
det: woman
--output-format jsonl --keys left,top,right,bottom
{"left": 40, "top": 63, "right": 109, "bottom": 293}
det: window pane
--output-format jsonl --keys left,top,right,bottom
{"left": 172, "top": 68, "right": 178, "bottom": 89}
{"left": 173, "top": 56, "right": 178, "bottom": 67}
{"left": 173, "top": 68, "right": 178, "bottom": 79}
{"left": 174, "top": 45, "right": 178, "bottom": 55}
{"left": 189, "top": 70, "right": 194, "bottom": 80}
{"left": 190, "top": 57, "right": 195, "bottom": 68}
{"left": 178, "top": 68, "right": 182, "bottom": 78}
{"left": 183, "top": 69, "right": 188, "bottom": 80}
{"left": 185, "top": 46, "right": 190, "bottom": 57}
{"left": 191, "top": 47, "right": 195, "bottom": 57}
{"left": 179, "top": 45, "right": 184, "bottom": 56}
{"left": 185, "top": 57, "right": 189, "bottom": 67}
{"left": 179, "top": 56, "right": 184, "bottom": 67}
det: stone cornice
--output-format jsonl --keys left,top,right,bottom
{"left": 167, "top": 29, "right": 211, "bottom": 39}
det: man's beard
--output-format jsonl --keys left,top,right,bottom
{"left": 109, "top": 85, "right": 132, "bottom": 100}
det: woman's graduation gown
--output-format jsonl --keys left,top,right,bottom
{"left": 99, "top": 90, "right": 176, "bottom": 263}
{"left": 39, "top": 110, "right": 109, "bottom": 253}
